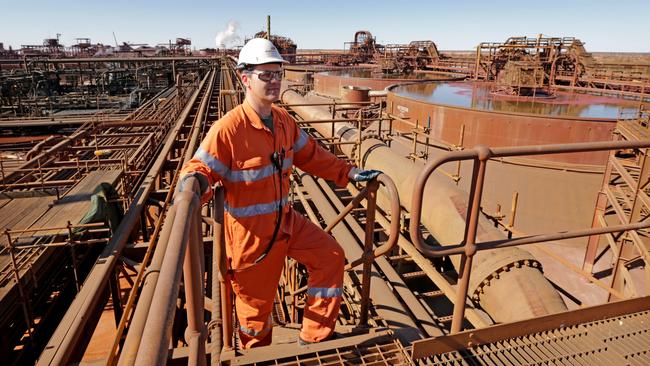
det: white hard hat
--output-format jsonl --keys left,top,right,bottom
{"left": 237, "top": 38, "right": 287, "bottom": 70}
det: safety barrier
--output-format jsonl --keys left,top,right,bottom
{"left": 408, "top": 139, "right": 650, "bottom": 334}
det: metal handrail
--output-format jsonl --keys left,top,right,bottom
{"left": 134, "top": 176, "right": 207, "bottom": 366}
{"left": 409, "top": 139, "right": 650, "bottom": 334}
{"left": 323, "top": 174, "right": 401, "bottom": 271}
{"left": 210, "top": 184, "right": 231, "bottom": 365}
{"left": 211, "top": 173, "right": 401, "bottom": 349}
{"left": 323, "top": 173, "right": 401, "bottom": 324}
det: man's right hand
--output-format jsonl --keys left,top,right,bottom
{"left": 178, "top": 172, "right": 209, "bottom": 195}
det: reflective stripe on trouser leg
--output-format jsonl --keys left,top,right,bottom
{"left": 286, "top": 212, "right": 345, "bottom": 343}
{"left": 238, "top": 314, "right": 273, "bottom": 347}
{"left": 301, "top": 289, "right": 343, "bottom": 343}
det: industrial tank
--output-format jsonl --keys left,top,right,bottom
{"left": 387, "top": 81, "right": 640, "bottom": 165}
{"left": 313, "top": 69, "right": 462, "bottom": 99}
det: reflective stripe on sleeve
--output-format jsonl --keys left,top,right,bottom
{"left": 294, "top": 129, "right": 308, "bottom": 153}
{"left": 194, "top": 147, "right": 230, "bottom": 178}
{"left": 195, "top": 147, "right": 293, "bottom": 183}
{"left": 225, "top": 196, "right": 288, "bottom": 218}
{"left": 306, "top": 287, "right": 342, "bottom": 298}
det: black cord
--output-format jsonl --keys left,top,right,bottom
{"left": 254, "top": 148, "right": 284, "bottom": 264}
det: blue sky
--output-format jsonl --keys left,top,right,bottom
{"left": 1, "top": 0, "right": 649, "bottom": 52}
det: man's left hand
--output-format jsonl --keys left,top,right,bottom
{"left": 349, "top": 168, "right": 383, "bottom": 182}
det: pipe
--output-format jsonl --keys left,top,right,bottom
{"left": 337, "top": 174, "right": 400, "bottom": 271}
{"left": 117, "top": 206, "right": 177, "bottom": 365}
{"left": 134, "top": 190, "right": 199, "bottom": 365}
{"left": 210, "top": 186, "right": 226, "bottom": 365}
{"left": 25, "top": 135, "right": 61, "bottom": 160}
{"left": 183, "top": 197, "right": 207, "bottom": 366}
{"left": 281, "top": 89, "right": 567, "bottom": 324}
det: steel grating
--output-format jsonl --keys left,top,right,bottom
{"left": 276, "top": 343, "right": 410, "bottom": 366}
{"left": 416, "top": 310, "right": 650, "bottom": 365}
{"left": 226, "top": 336, "right": 413, "bottom": 366}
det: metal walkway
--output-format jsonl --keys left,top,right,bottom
{"left": 413, "top": 297, "right": 650, "bottom": 365}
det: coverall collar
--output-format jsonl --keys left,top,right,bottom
{"left": 243, "top": 99, "right": 276, "bottom": 131}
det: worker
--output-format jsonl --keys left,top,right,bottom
{"left": 179, "top": 37, "right": 381, "bottom": 348}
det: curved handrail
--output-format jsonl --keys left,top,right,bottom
{"left": 409, "top": 140, "right": 650, "bottom": 258}
{"left": 323, "top": 173, "right": 401, "bottom": 326}
{"left": 339, "top": 174, "right": 401, "bottom": 270}
{"left": 408, "top": 139, "right": 650, "bottom": 334}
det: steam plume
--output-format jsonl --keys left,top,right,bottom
{"left": 215, "top": 20, "right": 241, "bottom": 48}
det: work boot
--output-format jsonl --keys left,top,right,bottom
{"left": 298, "top": 332, "right": 340, "bottom": 346}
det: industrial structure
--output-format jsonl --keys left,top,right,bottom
{"left": 1, "top": 28, "right": 650, "bottom": 366}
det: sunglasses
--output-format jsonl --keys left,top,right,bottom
{"left": 250, "top": 70, "right": 283, "bottom": 82}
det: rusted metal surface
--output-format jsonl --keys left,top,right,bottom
{"left": 387, "top": 82, "right": 620, "bottom": 165}
{"left": 473, "top": 35, "right": 650, "bottom": 101}
{"left": 131, "top": 167, "right": 410, "bottom": 363}
{"left": 130, "top": 68, "right": 219, "bottom": 365}
{"left": 411, "top": 295, "right": 650, "bottom": 363}
{"left": 35, "top": 71, "right": 213, "bottom": 366}
{"left": 282, "top": 89, "right": 568, "bottom": 329}
{"left": 333, "top": 175, "right": 401, "bottom": 272}
{"left": 1, "top": 35, "right": 648, "bottom": 365}
{"left": 118, "top": 60, "right": 420, "bottom": 364}
{"left": 210, "top": 186, "right": 228, "bottom": 365}
{"left": 340, "top": 85, "right": 370, "bottom": 103}
{"left": 313, "top": 70, "right": 458, "bottom": 99}
{"left": 583, "top": 111, "right": 650, "bottom": 299}
{"left": 218, "top": 330, "right": 412, "bottom": 365}
{"left": 134, "top": 178, "right": 205, "bottom": 366}
{"left": 409, "top": 139, "right": 650, "bottom": 333}
{"left": 117, "top": 69, "right": 221, "bottom": 366}
{"left": 298, "top": 172, "right": 424, "bottom": 343}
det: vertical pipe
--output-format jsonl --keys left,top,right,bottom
{"left": 66, "top": 221, "right": 80, "bottom": 292}
{"left": 359, "top": 179, "right": 378, "bottom": 325}
{"left": 266, "top": 15, "right": 271, "bottom": 40}
{"left": 134, "top": 192, "right": 196, "bottom": 365}
{"left": 183, "top": 204, "right": 207, "bottom": 366}
{"left": 450, "top": 149, "right": 489, "bottom": 333}
{"left": 508, "top": 191, "right": 519, "bottom": 229}
{"left": 357, "top": 115, "right": 363, "bottom": 167}
{"left": 211, "top": 186, "right": 225, "bottom": 364}
{"left": 221, "top": 278, "right": 233, "bottom": 349}
{"left": 117, "top": 206, "right": 177, "bottom": 366}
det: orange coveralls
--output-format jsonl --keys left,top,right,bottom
{"left": 181, "top": 101, "right": 352, "bottom": 348}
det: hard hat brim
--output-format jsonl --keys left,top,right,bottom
{"left": 237, "top": 59, "right": 288, "bottom": 71}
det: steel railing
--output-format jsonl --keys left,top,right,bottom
{"left": 408, "top": 139, "right": 650, "bottom": 334}
{"left": 134, "top": 175, "right": 206, "bottom": 366}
